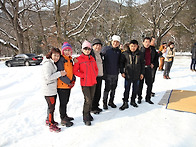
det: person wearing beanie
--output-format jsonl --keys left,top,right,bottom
{"left": 90, "top": 38, "right": 104, "bottom": 114}
{"left": 73, "top": 40, "right": 98, "bottom": 126}
{"left": 101, "top": 35, "right": 121, "bottom": 110}
{"left": 56, "top": 42, "right": 76, "bottom": 127}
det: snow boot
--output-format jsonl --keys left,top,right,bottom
{"left": 61, "top": 118, "right": 74, "bottom": 127}
{"left": 84, "top": 121, "right": 91, "bottom": 126}
{"left": 49, "top": 124, "right": 61, "bottom": 132}
{"left": 119, "top": 102, "right": 128, "bottom": 110}
{"left": 138, "top": 96, "right": 142, "bottom": 104}
{"left": 130, "top": 102, "right": 138, "bottom": 107}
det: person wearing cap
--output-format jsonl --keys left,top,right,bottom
{"left": 101, "top": 35, "right": 121, "bottom": 110}
{"left": 90, "top": 39, "right": 104, "bottom": 114}
{"left": 73, "top": 40, "right": 98, "bottom": 126}
{"left": 56, "top": 42, "right": 76, "bottom": 127}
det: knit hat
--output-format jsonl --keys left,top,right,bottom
{"left": 82, "top": 40, "right": 91, "bottom": 49}
{"left": 112, "top": 35, "right": 120, "bottom": 42}
{"left": 92, "top": 39, "right": 102, "bottom": 46}
{"left": 61, "top": 42, "right": 72, "bottom": 55}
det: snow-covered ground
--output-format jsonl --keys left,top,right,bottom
{"left": 0, "top": 56, "right": 196, "bottom": 147}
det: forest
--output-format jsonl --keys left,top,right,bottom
{"left": 0, "top": 0, "right": 195, "bottom": 56}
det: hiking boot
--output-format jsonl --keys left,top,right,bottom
{"left": 64, "top": 115, "right": 74, "bottom": 121}
{"left": 119, "top": 102, "right": 128, "bottom": 110}
{"left": 97, "top": 107, "right": 103, "bottom": 112}
{"left": 108, "top": 102, "right": 117, "bottom": 108}
{"left": 46, "top": 120, "right": 58, "bottom": 126}
{"left": 61, "top": 119, "right": 74, "bottom": 127}
{"left": 130, "top": 102, "right": 138, "bottom": 107}
{"left": 145, "top": 99, "right": 154, "bottom": 104}
{"left": 163, "top": 76, "right": 167, "bottom": 79}
{"left": 166, "top": 76, "right": 171, "bottom": 79}
{"left": 103, "top": 103, "right": 108, "bottom": 110}
{"left": 84, "top": 121, "right": 91, "bottom": 126}
{"left": 138, "top": 96, "right": 142, "bottom": 104}
{"left": 49, "top": 124, "right": 61, "bottom": 132}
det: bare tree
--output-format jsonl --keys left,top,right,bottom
{"left": 0, "top": 0, "right": 34, "bottom": 54}
{"left": 53, "top": 0, "right": 102, "bottom": 47}
{"left": 135, "top": 0, "right": 188, "bottom": 47}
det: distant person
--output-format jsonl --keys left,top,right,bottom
{"left": 150, "top": 37, "right": 166, "bottom": 97}
{"left": 138, "top": 37, "right": 156, "bottom": 104}
{"left": 163, "top": 41, "right": 175, "bottom": 79}
{"left": 190, "top": 42, "right": 196, "bottom": 71}
{"left": 119, "top": 40, "right": 145, "bottom": 110}
{"left": 101, "top": 35, "right": 121, "bottom": 110}
{"left": 42, "top": 48, "right": 66, "bottom": 132}
{"left": 91, "top": 39, "right": 104, "bottom": 114}
{"left": 73, "top": 40, "right": 98, "bottom": 126}
{"left": 56, "top": 42, "right": 75, "bottom": 127}
{"left": 158, "top": 42, "right": 167, "bottom": 71}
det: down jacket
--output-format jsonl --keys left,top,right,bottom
{"left": 42, "top": 58, "right": 61, "bottom": 96}
{"left": 56, "top": 55, "right": 75, "bottom": 89}
{"left": 120, "top": 49, "right": 145, "bottom": 81}
{"left": 73, "top": 53, "right": 98, "bottom": 86}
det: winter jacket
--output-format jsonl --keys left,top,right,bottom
{"left": 191, "top": 43, "right": 196, "bottom": 59}
{"left": 120, "top": 49, "right": 145, "bottom": 81}
{"left": 101, "top": 45, "right": 121, "bottom": 75}
{"left": 42, "top": 58, "right": 61, "bottom": 96}
{"left": 91, "top": 49, "right": 103, "bottom": 77}
{"left": 164, "top": 47, "right": 175, "bottom": 62}
{"left": 73, "top": 53, "right": 98, "bottom": 86}
{"left": 140, "top": 46, "right": 156, "bottom": 65}
{"left": 56, "top": 55, "right": 75, "bottom": 89}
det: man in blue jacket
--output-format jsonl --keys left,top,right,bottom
{"left": 101, "top": 35, "right": 121, "bottom": 109}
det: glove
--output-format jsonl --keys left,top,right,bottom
{"left": 68, "top": 80, "right": 75, "bottom": 88}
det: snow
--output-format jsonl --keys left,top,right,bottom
{"left": 0, "top": 56, "right": 196, "bottom": 147}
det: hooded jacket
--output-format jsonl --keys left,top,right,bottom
{"left": 42, "top": 58, "right": 61, "bottom": 96}
{"left": 120, "top": 48, "right": 145, "bottom": 81}
{"left": 73, "top": 53, "right": 98, "bottom": 86}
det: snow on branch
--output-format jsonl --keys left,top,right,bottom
{"left": 69, "top": 1, "right": 84, "bottom": 13}
{"left": 176, "top": 20, "right": 194, "bottom": 33}
{"left": 0, "top": 28, "right": 16, "bottom": 41}
{"left": 67, "top": 0, "right": 102, "bottom": 37}
{"left": 0, "top": 38, "right": 19, "bottom": 53}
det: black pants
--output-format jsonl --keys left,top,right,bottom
{"left": 123, "top": 79, "right": 139, "bottom": 103}
{"left": 92, "top": 76, "right": 103, "bottom": 110}
{"left": 152, "top": 66, "right": 158, "bottom": 84}
{"left": 57, "top": 89, "right": 71, "bottom": 120}
{"left": 190, "top": 59, "right": 196, "bottom": 70}
{"left": 138, "top": 67, "right": 153, "bottom": 101}
{"left": 164, "top": 61, "right": 173, "bottom": 77}
{"left": 82, "top": 85, "right": 96, "bottom": 121}
{"left": 103, "top": 75, "right": 118, "bottom": 104}
{"left": 45, "top": 95, "right": 57, "bottom": 123}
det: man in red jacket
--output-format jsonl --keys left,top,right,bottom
{"left": 73, "top": 40, "right": 98, "bottom": 126}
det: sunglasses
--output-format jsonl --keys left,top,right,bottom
{"left": 83, "top": 47, "right": 91, "bottom": 51}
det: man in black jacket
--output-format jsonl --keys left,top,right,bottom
{"left": 119, "top": 40, "right": 145, "bottom": 110}
{"left": 101, "top": 35, "right": 121, "bottom": 109}
{"left": 138, "top": 37, "right": 156, "bottom": 104}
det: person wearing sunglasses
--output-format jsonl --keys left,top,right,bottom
{"left": 73, "top": 40, "right": 98, "bottom": 126}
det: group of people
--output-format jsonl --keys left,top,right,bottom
{"left": 42, "top": 35, "right": 177, "bottom": 132}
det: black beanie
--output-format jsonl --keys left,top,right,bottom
{"left": 92, "top": 39, "right": 102, "bottom": 46}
